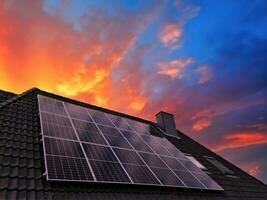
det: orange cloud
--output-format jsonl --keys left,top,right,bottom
{"left": 0, "top": 0, "right": 153, "bottom": 115}
{"left": 192, "top": 118, "right": 212, "bottom": 131}
{"left": 213, "top": 131, "right": 267, "bottom": 152}
{"left": 157, "top": 57, "right": 193, "bottom": 79}
{"left": 159, "top": 23, "right": 182, "bottom": 47}
{"left": 191, "top": 109, "right": 213, "bottom": 131}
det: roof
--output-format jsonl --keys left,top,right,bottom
{"left": 0, "top": 90, "right": 16, "bottom": 104}
{"left": 0, "top": 88, "right": 266, "bottom": 200}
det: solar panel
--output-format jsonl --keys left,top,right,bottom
{"left": 38, "top": 95, "right": 223, "bottom": 190}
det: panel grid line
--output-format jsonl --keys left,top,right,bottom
{"left": 38, "top": 95, "right": 223, "bottom": 190}
{"left": 85, "top": 108, "right": 134, "bottom": 183}
{"left": 105, "top": 113, "right": 163, "bottom": 186}
{"left": 122, "top": 119, "right": 188, "bottom": 187}
{"left": 175, "top": 158, "right": 208, "bottom": 189}
{"left": 37, "top": 95, "right": 49, "bottom": 180}
{"left": 63, "top": 102, "right": 97, "bottom": 181}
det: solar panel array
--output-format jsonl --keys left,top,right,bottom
{"left": 38, "top": 95, "right": 223, "bottom": 190}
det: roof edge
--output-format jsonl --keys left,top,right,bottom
{"left": 0, "top": 89, "right": 17, "bottom": 96}
{"left": 0, "top": 87, "right": 39, "bottom": 109}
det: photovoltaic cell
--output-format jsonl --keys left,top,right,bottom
{"left": 113, "top": 148, "right": 145, "bottom": 166}
{"left": 138, "top": 152, "right": 167, "bottom": 168}
{"left": 90, "top": 160, "right": 130, "bottom": 182}
{"left": 193, "top": 173, "right": 222, "bottom": 190}
{"left": 82, "top": 143, "right": 118, "bottom": 162}
{"left": 88, "top": 108, "right": 114, "bottom": 126}
{"left": 46, "top": 155, "right": 94, "bottom": 181}
{"left": 124, "top": 118, "right": 150, "bottom": 134}
{"left": 72, "top": 119, "right": 107, "bottom": 145}
{"left": 123, "top": 164, "right": 160, "bottom": 185}
{"left": 44, "top": 137, "right": 84, "bottom": 158}
{"left": 159, "top": 139, "right": 185, "bottom": 158}
{"left": 160, "top": 156, "right": 187, "bottom": 171}
{"left": 121, "top": 131, "right": 154, "bottom": 153}
{"left": 108, "top": 114, "right": 132, "bottom": 131}
{"left": 38, "top": 94, "right": 223, "bottom": 190}
{"left": 65, "top": 103, "right": 93, "bottom": 122}
{"left": 98, "top": 125, "right": 122, "bottom": 137}
{"left": 140, "top": 135, "right": 172, "bottom": 156}
{"left": 150, "top": 167, "right": 185, "bottom": 186}
{"left": 41, "top": 113, "right": 77, "bottom": 140}
{"left": 179, "top": 159, "right": 205, "bottom": 174}
{"left": 39, "top": 95, "right": 67, "bottom": 116}
{"left": 173, "top": 170, "right": 205, "bottom": 188}
{"left": 104, "top": 134, "right": 132, "bottom": 149}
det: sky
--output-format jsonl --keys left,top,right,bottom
{"left": 0, "top": 0, "right": 266, "bottom": 184}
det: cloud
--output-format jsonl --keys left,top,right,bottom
{"left": 219, "top": 143, "right": 267, "bottom": 184}
{"left": 249, "top": 165, "right": 261, "bottom": 176}
{"left": 196, "top": 65, "right": 213, "bottom": 84}
{"left": 212, "top": 131, "right": 267, "bottom": 152}
{"left": 157, "top": 57, "right": 193, "bottom": 79}
{"left": 159, "top": 23, "right": 182, "bottom": 47}
{"left": 0, "top": 0, "right": 155, "bottom": 107}
{"left": 192, "top": 118, "right": 212, "bottom": 131}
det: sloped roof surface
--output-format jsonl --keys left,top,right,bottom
{"left": 0, "top": 90, "right": 16, "bottom": 104}
{"left": 0, "top": 88, "right": 266, "bottom": 200}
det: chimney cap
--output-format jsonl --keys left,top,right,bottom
{"left": 155, "top": 111, "right": 174, "bottom": 117}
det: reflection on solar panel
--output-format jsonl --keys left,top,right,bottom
{"left": 38, "top": 95, "right": 223, "bottom": 190}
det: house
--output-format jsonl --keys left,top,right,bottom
{"left": 0, "top": 88, "right": 266, "bottom": 199}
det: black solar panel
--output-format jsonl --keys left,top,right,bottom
{"left": 72, "top": 119, "right": 107, "bottom": 145}
{"left": 104, "top": 134, "right": 133, "bottom": 149}
{"left": 46, "top": 155, "right": 94, "bottom": 181}
{"left": 113, "top": 148, "right": 145, "bottom": 166}
{"left": 83, "top": 143, "right": 118, "bottom": 162}
{"left": 88, "top": 108, "right": 114, "bottom": 126}
{"left": 140, "top": 134, "right": 172, "bottom": 156}
{"left": 65, "top": 103, "right": 93, "bottom": 122}
{"left": 138, "top": 152, "right": 167, "bottom": 168}
{"left": 150, "top": 167, "right": 185, "bottom": 186}
{"left": 44, "top": 137, "right": 84, "bottom": 158}
{"left": 90, "top": 160, "right": 131, "bottom": 182}
{"left": 121, "top": 131, "right": 154, "bottom": 153}
{"left": 122, "top": 164, "right": 160, "bottom": 184}
{"left": 38, "top": 95, "right": 223, "bottom": 190}
{"left": 173, "top": 170, "right": 205, "bottom": 188}
{"left": 107, "top": 114, "right": 132, "bottom": 131}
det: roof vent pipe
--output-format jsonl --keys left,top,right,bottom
{"left": 156, "top": 111, "right": 178, "bottom": 137}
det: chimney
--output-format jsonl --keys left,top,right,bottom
{"left": 156, "top": 111, "right": 178, "bottom": 137}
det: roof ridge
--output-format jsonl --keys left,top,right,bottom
{"left": 0, "top": 87, "right": 39, "bottom": 109}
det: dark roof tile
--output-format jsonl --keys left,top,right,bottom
{"left": 0, "top": 177, "right": 9, "bottom": 189}
{"left": 26, "top": 191, "right": 36, "bottom": 200}
{"left": 9, "top": 167, "right": 19, "bottom": 178}
{"left": 18, "top": 178, "right": 27, "bottom": 190}
{"left": 0, "top": 190, "right": 7, "bottom": 200}
{"left": 0, "top": 165, "right": 10, "bottom": 177}
{"left": 17, "top": 190, "right": 27, "bottom": 200}
{"left": 8, "top": 177, "right": 18, "bottom": 190}
{"left": 7, "top": 190, "right": 17, "bottom": 200}
{"left": 26, "top": 178, "right": 35, "bottom": 190}
{"left": 18, "top": 167, "right": 27, "bottom": 178}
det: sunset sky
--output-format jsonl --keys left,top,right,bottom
{"left": 0, "top": 0, "right": 266, "bottom": 183}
